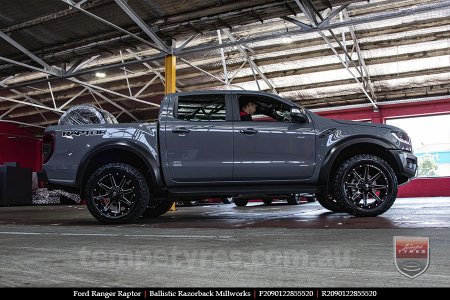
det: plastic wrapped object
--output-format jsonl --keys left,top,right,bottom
{"left": 58, "top": 104, "right": 118, "bottom": 125}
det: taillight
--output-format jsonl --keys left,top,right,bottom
{"left": 43, "top": 132, "right": 55, "bottom": 164}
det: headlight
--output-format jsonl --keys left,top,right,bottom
{"left": 391, "top": 130, "right": 411, "bottom": 145}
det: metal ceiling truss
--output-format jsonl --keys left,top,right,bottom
{"left": 61, "top": 0, "right": 169, "bottom": 54}
{"left": 0, "top": 22, "right": 160, "bottom": 123}
{"left": 222, "top": 29, "right": 278, "bottom": 94}
{"left": 0, "top": 31, "right": 61, "bottom": 76}
{"left": 283, "top": 0, "right": 378, "bottom": 109}
{"left": 2, "top": 0, "right": 450, "bottom": 127}
{"left": 4, "top": 0, "right": 448, "bottom": 91}
{"left": 113, "top": 0, "right": 169, "bottom": 52}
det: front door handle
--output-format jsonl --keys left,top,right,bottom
{"left": 172, "top": 127, "right": 190, "bottom": 134}
{"left": 239, "top": 128, "right": 258, "bottom": 135}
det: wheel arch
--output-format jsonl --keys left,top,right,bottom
{"left": 77, "top": 141, "right": 163, "bottom": 198}
{"left": 319, "top": 138, "right": 402, "bottom": 191}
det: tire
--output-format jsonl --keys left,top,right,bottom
{"left": 316, "top": 192, "right": 346, "bottom": 213}
{"left": 287, "top": 194, "right": 301, "bottom": 205}
{"left": 143, "top": 200, "right": 174, "bottom": 217}
{"left": 182, "top": 200, "right": 198, "bottom": 207}
{"left": 333, "top": 154, "right": 398, "bottom": 217}
{"left": 262, "top": 198, "right": 273, "bottom": 205}
{"left": 85, "top": 163, "right": 150, "bottom": 224}
{"left": 222, "top": 197, "right": 234, "bottom": 204}
{"left": 234, "top": 198, "right": 249, "bottom": 207}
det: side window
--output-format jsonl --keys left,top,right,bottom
{"left": 176, "top": 95, "right": 226, "bottom": 122}
{"left": 238, "top": 94, "right": 292, "bottom": 122}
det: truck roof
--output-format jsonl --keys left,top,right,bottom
{"left": 167, "top": 90, "right": 277, "bottom": 97}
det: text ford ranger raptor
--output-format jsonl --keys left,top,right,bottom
{"left": 42, "top": 91, "right": 417, "bottom": 224}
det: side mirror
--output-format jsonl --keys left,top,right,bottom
{"left": 290, "top": 107, "right": 308, "bottom": 123}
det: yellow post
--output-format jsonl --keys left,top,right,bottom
{"left": 165, "top": 54, "right": 177, "bottom": 211}
{"left": 165, "top": 55, "right": 176, "bottom": 94}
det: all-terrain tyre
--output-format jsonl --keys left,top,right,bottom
{"left": 85, "top": 163, "right": 150, "bottom": 224}
{"left": 333, "top": 154, "right": 398, "bottom": 217}
{"left": 316, "top": 192, "right": 346, "bottom": 213}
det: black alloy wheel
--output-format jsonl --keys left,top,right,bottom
{"left": 334, "top": 155, "right": 398, "bottom": 217}
{"left": 86, "top": 163, "right": 149, "bottom": 224}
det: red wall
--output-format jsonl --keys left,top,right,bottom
{"left": 316, "top": 98, "right": 450, "bottom": 198}
{"left": 0, "top": 123, "right": 42, "bottom": 171}
{"left": 397, "top": 178, "right": 450, "bottom": 197}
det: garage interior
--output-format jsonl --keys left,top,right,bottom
{"left": 0, "top": 0, "right": 449, "bottom": 287}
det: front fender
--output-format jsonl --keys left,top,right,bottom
{"left": 318, "top": 137, "right": 396, "bottom": 186}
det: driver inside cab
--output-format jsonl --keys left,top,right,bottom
{"left": 239, "top": 97, "right": 257, "bottom": 121}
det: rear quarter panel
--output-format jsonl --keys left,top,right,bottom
{"left": 43, "top": 123, "right": 158, "bottom": 186}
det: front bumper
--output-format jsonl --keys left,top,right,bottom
{"left": 390, "top": 150, "right": 418, "bottom": 179}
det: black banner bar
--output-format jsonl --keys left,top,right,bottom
{"left": 0, "top": 288, "right": 445, "bottom": 298}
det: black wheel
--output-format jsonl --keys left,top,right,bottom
{"left": 234, "top": 198, "right": 249, "bottom": 207}
{"left": 85, "top": 163, "right": 150, "bottom": 224}
{"left": 316, "top": 192, "right": 346, "bottom": 213}
{"left": 262, "top": 198, "right": 273, "bottom": 205}
{"left": 287, "top": 194, "right": 301, "bottom": 205}
{"left": 333, "top": 154, "right": 398, "bottom": 217}
{"left": 222, "top": 197, "right": 234, "bottom": 204}
{"left": 143, "top": 200, "right": 174, "bottom": 217}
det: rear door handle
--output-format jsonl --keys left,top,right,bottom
{"left": 239, "top": 128, "right": 258, "bottom": 135}
{"left": 172, "top": 127, "right": 190, "bottom": 134}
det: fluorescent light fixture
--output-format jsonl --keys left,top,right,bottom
{"left": 95, "top": 72, "right": 106, "bottom": 78}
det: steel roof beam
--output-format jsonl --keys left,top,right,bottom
{"left": 222, "top": 29, "right": 277, "bottom": 94}
{"left": 217, "top": 30, "right": 229, "bottom": 85}
{"left": 0, "top": 96, "right": 63, "bottom": 113}
{"left": 5, "top": 0, "right": 449, "bottom": 90}
{"left": 113, "top": 0, "right": 169, "bottom": 53}
{"left": 0, "top": 31, "right": 61, "bottom": 76}
{"left": 61, "top": 0, "right": 169, "bottom": 54}
{"left": 86, "top": 87, "right": 139, "bottom": 121}
{"left": 289, "top": 0, "right": 377, "bottom": 109}
{"left": 0, "top": 55, "right": 59, "bottom": 77}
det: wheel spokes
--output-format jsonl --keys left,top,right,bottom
{"left": 372, "top": 184, "right": 387, "bottom": 190}
{"left": 370, "top": 191, "right": 383, "bottom": 203}
{"left": 345, "top": 182, "right": 358, "bottom": 189}
{"left": 94, "top": 170, "right": 138, "bottom": 218}
{"left": 370, "top": 171, "right": 382, "bottom": 183}
{"left": 364, "top": 166, "right": 369, "bottom": 181}
{"left": 352, "top": 170, "right": 363, "bottom": 181}
{"left": 345, "top": 164, "right": 389, "bottom": 209}
{"left": 98, "top": 183, "right": 112, "bottom": 191}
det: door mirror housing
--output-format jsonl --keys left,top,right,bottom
{"left": 290, "top": 107, "right": 308, "bottom": 123}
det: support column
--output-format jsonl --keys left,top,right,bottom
{"left": 164, "top": 55, "right": 176, "bottom": 94}
{"left": 165, "top": 54, "right": 177, "bottom": 211}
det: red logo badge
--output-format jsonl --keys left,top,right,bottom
{"left": 394, "top": 236, "right": 429, "bottom": 278}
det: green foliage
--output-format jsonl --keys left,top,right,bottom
{"left": 418, "top": 153, "right": 438, "bottom": 177}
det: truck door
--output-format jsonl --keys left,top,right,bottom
{"left": 163, "top": 94, "right": 234, "bottom": 183}
{"left": 233, "top": 93, "right": 316, "bottom": 181}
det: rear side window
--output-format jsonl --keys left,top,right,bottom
{"left": 176, "top": 95, "right": 226, "bottom": 121}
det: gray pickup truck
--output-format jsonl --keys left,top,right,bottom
{"left": 42, "top": 91, "right": 417, "bottom": 224}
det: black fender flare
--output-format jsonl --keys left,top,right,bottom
{"left": 318, "top": 137, "right": 395, "bottom": 188}
{"left": 76, "top": 141, "right": 163, "bottom": 188}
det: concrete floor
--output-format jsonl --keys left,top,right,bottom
{"left": 0, "top": 197, "right": 449, "bottom": 287}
